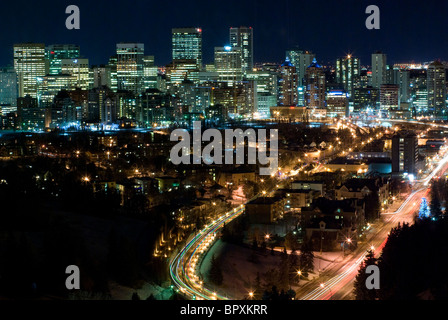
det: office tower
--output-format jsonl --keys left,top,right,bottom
{"left": 115, "top": 91, "right": 137, "bottom": 120}
{"left": 87, "top": 86, "right": 116, "bottom": 123}
{"left": 305, "top": 58, "right": 326, "bottom": 110}
{"left": 48, "top": 90, "right": 77, "bottom": 129}
{"left": 356, "top": 68, "right": 370, "bottom": 89}
{"left": 230, "top": 27, "right": 253, "bottom": 74}
{"left": 46, "top": 44, "right": 80, "bottom": 75}
{"left": 37, "top": 74, "right": 77, "bottom": 107}
{"left": 116, "top": 43, "right": 144, "bottom": 94}
{"left": 286, "top": 49, "right": 314, "bottom": 86}
{"left": 214, "top": 46, "right": 243, "bottom": 84}
{"left": 143, "top": 56, "right": 158, "bottom": 90}
{"left": 427, "top": 60, "right": 446, "bottom": 118}
{"left": 246, "top": 70, "right": 278, "bottom": 117}
{"left": 207, "top": 81, "right": 255, "bottom": 115}
{"left": 166, "top": 59, "right": 200, "bottom": 85}
{"left": 92, "top": 65, "right": 112, "bottom": 89}
{"left": 286, "top": 49, "right": 314, "bottom": 106}
{"left": 0, "top": 67, "right": 18, "bottom": 108}
{"left": 14, "top": 43, "right": 47, "bottom": 98}
{"left": 371, "top": 52, "right": 387, "bottom": 88}
{"left": 392, "top": 132, "right": 418, "bottom": 175}
{"left": 336, "top": 54, "right": 360, "bottom": 97}
{"left": 326, "top": 90, "right": 348, "bottom": 118}
{"left": 61, "top": 58, "right": 90, "bottom": 90}
{"left": 138, "top": 89, "right": 171, "bottom": 126}
{"left": 172, "top": 28, "right": 202, "bottom": 68}
{"left": 394, "top": 69, "right": 410, "bottom": 104}
{"left": 380, "top": 84, "right": 399, "bottom": 112}
{"left": 353, "top": 87, "right": 379, "bottom": 112}
{"left": 108, "top": 55, "right": 118, "bottom": 92}
{"left": 278, "top": 58, "right": 298, "bottom": 106}
{"left": 17, "top": 95, "right": 45, "bottom": 130}
{"left": 174, "top": 81, "right": 211, "bottom": 114}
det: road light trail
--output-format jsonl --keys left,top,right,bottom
{"left": 170, "top": 205, "right": 246, "bottom": 300}
{"left": 300, "top": 138, "right": 448, "bottom": 300}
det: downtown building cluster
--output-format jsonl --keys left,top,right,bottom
{"left": 0, "top": 27, "right": 448, "bottom": 131}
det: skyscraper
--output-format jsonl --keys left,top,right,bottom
{"left": 305, "top": 58, "right": 326, "bottom": 111}
{"left": 172, "top": 28, "right": 202, "bottom": 68}
{"left": 214, "top": 46, "right": 243, "bottom": 84}
{"left": 427, "top": 60, "right": 446, "bottom": 118}
{"left": 0, "top": 67, "right": 18, "bottom": 108}
{"left": 14, "top": 43, "right": 47, "bottom": 98}
{"left": 143, "top": 56, "right": 158, "bottom": 90}
{"left": 286, "top": 49, "right": 315, "bottom": 86}
{"left": 46, "top": 44, "right": 80, "bottom": 75}
{"left": 278, "top": 58, "right": 298, "bottom": 106}
{"left": 116, "top": 43, "right": 144, "bottom": 94}
{"left": 61, "top": 58, "right": 90, "bottom": 90}
{"left": 107, "top": 55, "right": 118, "bottom": 92}
{"left": 229, "top": 27, "right": 253, "bottom": 74}
{"left": 336, "top": 54, "right": 360, "bottom": 97}
{"left": 91, "top": 65, "right": 112, "bottom": 89}
{"left": 371, "top": 52, "right": 387, "bottom": 89}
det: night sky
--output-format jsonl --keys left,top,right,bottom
{"left": 1, "top": 0, "right": 448, "bottom": 67}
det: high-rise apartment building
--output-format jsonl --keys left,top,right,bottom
{"left": 392, "top": 131, "right": 418, "bottom": 175}
{"left": 305, "top": 58, "right": 326, "bottom": 110}
{"left": 286, "top": 49, "right": 314, "bottom": 86}
{"left": 278, "top": 58, "right": 298, "bottom": 106}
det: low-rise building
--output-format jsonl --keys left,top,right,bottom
{"left": 246, "top": 196, "right": 285, "bottom": 224}
{"left": 274, "top": 188, "right": 315, "bottom": 211}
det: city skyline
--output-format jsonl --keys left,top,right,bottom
{"left": 1, "top": 0, "right": 448, "bottom": 67}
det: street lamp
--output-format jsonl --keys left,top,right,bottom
{"left": 248, "top": 291, "right": 254, "bottom": 299}
{"left": 297, "top": 270, "right": 302, "bottom": 283}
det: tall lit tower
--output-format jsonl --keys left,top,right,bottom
{"left": 286, "top": 49, "right": 314, "bottom": 86}
{"left": 46, "top": 44, "right": 80, "bottom": 75}
{"left": 14, "top": 43, "right": 47, "bottom": 98}
{"left": 172, "top": 28, "right": 203, "bottom": 68}
{"left": 0, "top": 68, "right": 18, "bottom": 108}
{"left": 230, "top": 27, "right": 253, "bottom": 74}
{"left": 116, "top": 43, "right": 144, "bottom": 94}
{"left": 214, "top": 46, "right": 243, "bottom": 84}
{"left": 278, "top": 57, "right": 298, "bottom": 106}
{"left": 371, "top": 51, "right": 387, "bottom": 89}
{"left": 305, "top": 58, "right": 326, "bottom": 110}
{"left": 336, "top": 54, "right": 360, "bottom": 97}
{"left": 427, "top": 60, "right": 446, "bottom": 118}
